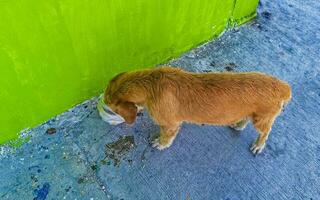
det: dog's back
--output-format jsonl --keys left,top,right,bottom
{"left": 154, "top": 67, "right": 291, "bottom": 125}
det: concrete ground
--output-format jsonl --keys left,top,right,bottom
{"left": 1, "top": 0, "right": 320, "bottom": 199}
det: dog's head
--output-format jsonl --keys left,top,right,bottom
{"left": 104, "top": 72, "right": 138, "bottom": 124}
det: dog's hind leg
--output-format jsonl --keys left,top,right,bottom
{"left": 250, "top": 105, "right": 282, "bottom": 154}
{"left": 152, "top": 124, "right": 180, "bottom": 150}
{"left": 229, "top": 118, "right": 249, "bottom": 131}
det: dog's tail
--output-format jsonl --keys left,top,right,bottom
{"left": 282, "top": 82, "right": 292, "bottom": 103}
{"left": 280, "top": 81, "right": 292, "bottom": 111}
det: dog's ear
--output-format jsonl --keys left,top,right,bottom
{"left": 104, "top": 73, "right": 124, "bottom": 104}
{"left": 116, "top": 101, "right": 137, "bottom": 124}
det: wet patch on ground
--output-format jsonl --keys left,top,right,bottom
{"left": 224, "top": 62, "right": 237, "bottom": 71}
{"left": 102, "top": 135, "right": 135, "bottom": 167}
{"left": 261, "top": 11, "right": 272, "bottom": 20}
{"left": 199, "top": 61, "right": 238, "bottom": 72}
{"left": 45, "top": 128, "right": 56, "bottom": 135}
{"left": 33, "top": 182, "right": 50, "bottom": 200}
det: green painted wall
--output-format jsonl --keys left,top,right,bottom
{"left": 231, "top": 0, "right": 259, "bottom": 26}
{"left": 0, "top": 0, "right": 258, "bottom": 144}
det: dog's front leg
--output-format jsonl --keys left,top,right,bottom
{"left": 152, "top": 125, "right": 180, "bottom": 150}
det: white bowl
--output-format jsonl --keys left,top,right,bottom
{"left": 97, "top": 94, "right": 125, "bottom": 125}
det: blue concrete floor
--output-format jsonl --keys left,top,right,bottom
{"left": 1, "top": 0, "right": 320, "bottom": 199}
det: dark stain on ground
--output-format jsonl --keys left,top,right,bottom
{"left": 31, "top": 174, "right": 38, "bottom": 183}
{"left": 210, "top": 61, "right": 216, "bottom": 67}
{"left": 91, "top": 164, "right": 98, "bottom": 171}
{"left": 65, "top": 186, "right": 72, "bottom": 192}
{"left": 77, "top": 177, "right": 86, "bottom": 184}
{"left": 225, "top": 66, "right": 233, "bottom": 71}
{"left": 252, "top": 21, "right": 263, "bottom": 30}
{"left": 127, "top": 159, "right": 133, "bottom": 165}
{"left": 100, "top": 159, "right": 111, "bottom": 165}
{"left": 39, "top": 146, "right": 49, "bottom": 151}
{"left": 257, "top": 24, "right": 263, "bottom": 30}
{"left": 33, "top": 182, "right": 50, "bottom": 200}
{"left": 225, "top": 62, "right": 237, "bottom": 71}
{"left": 28, "top": 166, "right": 41, "bottom": 174}
{"left": 77, "top": 176, "right": 95, "bottom": 184}
{"left": 28, "top": 165, "right": 40, "bottom": 171}
{"left": 103, "top": 135, "right": 135, "bottom": 167}
{"left": 250, "top": 20, "right": 264, "bottom": 31}
{"left": 232, "top": 29, "right": 240, "bottom": 33}
{"left": 261, "top": 11, "right": 272, "bottom": 20}
{"left": 46, "top": 128, "right": 56, "bottom": 135}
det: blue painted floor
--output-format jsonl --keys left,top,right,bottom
{"left": 1, "top": 0, "right": 320, "bottom": 199}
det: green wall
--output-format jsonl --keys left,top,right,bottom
{"left": 0, "top": 0, "right": 258, "bottom": 144}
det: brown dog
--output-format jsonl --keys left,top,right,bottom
{"left": 104, "top": 66, "right": 291, "bottom": 154}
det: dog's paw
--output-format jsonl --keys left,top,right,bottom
{"left": 151, "top": 138, "right": 171, "bottom": 150}
{"left": 229, "top": 125, "right": 245, "bottom": 131}
{"left": 250, "top": 143, "right": 266, "bottom": 155}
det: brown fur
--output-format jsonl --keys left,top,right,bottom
{"left": 104, "top": 66, "right": 291, "bottom": 154}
